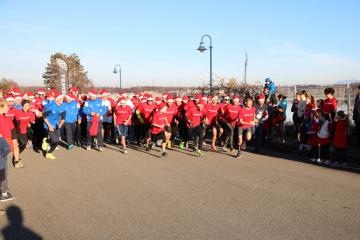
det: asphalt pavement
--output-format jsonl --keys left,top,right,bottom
{"left": 0, "top": 144, "right": 359, "bottom": 240}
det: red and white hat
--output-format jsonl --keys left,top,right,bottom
{"left": 175, "top": 96, "right": 182, "bottom": 101}
{"left": 166, "top": 94, "right": 174, "bottom": 102}
{"left": 5, "top": 94, "right": 14, "bottom": 101}
{"left": 14, "top": 93, "right": 23, "bottom": 100}
{"left": 182, "top": 96, "right": 188, "bottom": 101}
{"left": 11, "top": 87, "right": 21, "bottom": 96}
{"left": 118, "top": 96, "right": 127, "bottom": 104}
{"left": 100, "top": 89, "right": 109, "bottom": 96}
{"left": 258, "top": 94, "right": 266, "bottom": 100}
{"left": 37, "top": 88, "right": 45, "bottom": 95}
{"left": 155, "top": 96, "right": 162, "bottom": 102}
{"left": 54, "top": 92, "right": 64, "bottom": 100}
{"left": 201, "top": 96, "right": 208, "bottom": 101}
{"left": 233, "top": 96, "right": 240, "bottom": 101}
{"left": 69, "top": 86, "right": 79, "bottom": 94}
{"left": 88, "top": 89, "right": 97, "bottom": 97}
{"left": 147, "top": 94, "right": 154, "bottom": 101}
{"left": 65, "top": 93, "right": 75, "bottom": 100}
{"left": 27, "top": 92, "right": 35, "bottom": 99}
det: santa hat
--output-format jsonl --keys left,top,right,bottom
{"left": 166, "top": 94, "right": 174, "bottom": 102}
{"left": 54, "top": 92, "right": 64, "bottom": 100}
{"left": 140, "top": 97, "right": 147, "bottom": 103}
{"left": 88, "top": 89, "right": 97, "bottom": 97}
{"left": 155, "top": 96, "right": 162, "bottom": 102}
{"left": 135, "top": 92, "right": 141, "bottom": 97}
{"left": 5, "top": 94, "right": 14, "bottom": 101}
{"left": 46, "top": 91, "right": 54, "bottom": 99}
{"left": 69, "top": 86, "right": 78, "bottom": 93}
{"left": 147, "top": 94, "right": 154, "bottom": 101}
{"left": 258, "top": 94, "right": 266, "bottom": 100}
{"left": 100, "top": 89, "right": 109, "bottom": 96}
{"left": 182, "top": 96, "right": 188, "bottom": 101}
{"left": 118, "top": 97, "right": 127, "bottom": 104}
{"left": 175, "top": 96, "right": 182, "bottom": 101}
{"left": 27, "top": 92, "right": 35, "bottom": 99}
{"left": 65, "top": 93, "right": 75, "bottom": 100}
{"left": 233, "top": 96, "right": 240, "bottom": 101}
{"left": 162, "top": 93, "right": 168, "bottom": 99}
{"left": 224, "top": 96, "right": 230, "bottom": 100}
{"left": 201, "top": 96, "right": 208, "bottom": 101}
{"left": 81, "top": 95, "right": 88, "bottom": 102}
{"left": 11, "top": 87, "right": 21, "bottom": 96}
{"left": 14, "top": 93, "right": 23, "bottom": 100}
{"left": 37, "top": 88, "right": 45, "bottom": 94}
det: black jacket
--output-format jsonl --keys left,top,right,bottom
{"left": 353, "top": 93, "right": 360, "bottom": 122}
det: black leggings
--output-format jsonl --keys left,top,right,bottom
{"left": 320, "top": 144, "right": 330, "bottom": 161}
{"left": 185, "top": 125, "right": 203, "bottom": 150}
{"left": 222, "top": 122, "right": 235, "bottom": 149}
{"left": 46, "top": 129, "right": 61, "bottom": 153}
{"left": 18, "top": 133, "right": 28, "bottom": 153}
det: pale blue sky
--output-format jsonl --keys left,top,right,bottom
{"left": 0, "top": 0, "right": 359, "bottom": 87}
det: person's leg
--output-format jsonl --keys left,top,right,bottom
{"left": 0, "top": 153, "right": 10, "bottom": 194}
{"left": 97, "top": 120, "right": 104, "bottom": 149}
{"left": 65, "top": 123, "right": 72, "bottom": 145}
{"left": 198, "top": 125, "right": 204, "bottom": 151}
{"left": 18, "top": 134, "right": 28, "bottom": 154}
{"left": 211, "top": 125, "right": 217, "bottom": 150}
{"left": 86, "top": 122, "right": 91, "bottom": 148}
{"left": 47, "top": 129, "right": 60, "bottom": 153}
{"left": 356, "top": 121, "right": 360, "bottom": 142}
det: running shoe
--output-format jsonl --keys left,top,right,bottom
{"left": 42, "top": 138, "right": 49, "bottom": 151}
{"left": 45, "top": 153, "right": 56, "bottom": 160}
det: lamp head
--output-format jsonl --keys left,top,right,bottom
{"left": 197, "top": 42, "right": 207, "bottom": 53}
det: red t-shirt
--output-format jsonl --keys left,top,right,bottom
{"left": 114, "top": 105, "right": 132, "bottom": 125}
{"left": 15, "top": 110, "right": 35, "bottom": 134}
{"left": 165, "top": 105, "right": 178, "bottom": 125}
{"left": 0, "top": 114, "right": 14, "bottom": 138}
{"left": 138, "top": 102, "right": 155, "bottom": 124}
{"left": 224, "top": 104, "right": 241, "bottom": 126}
{"left": 151, "top": 111, "right": 166, "bottom": 134}
{"left": 34, "top": 97, "right": 44, "bottom": 112}
{"left": 186, "top": 107, "right": 203, "bottom": 128}
{"left": 322, "top": 98, "right": 337, "bottom": 114}
{"left": 204, "top": 103, "right": 220, "bottom": 125}
{"left": 238, "top": 107, "right": 256, "bottom": 128}
{"left": 334, "top": 120, "right": 348, "bottom": 148}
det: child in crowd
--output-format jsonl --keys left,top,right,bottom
{"left": 333, "top": 111, "right": 349, "bottom": 167}
{"left": 308, "top": 110, "right": 320, "bottom": 162}
{"left": 317, "top": 112, "right": 332, "bottom": 164}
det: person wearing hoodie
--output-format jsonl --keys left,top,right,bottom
{"left": 42, "top": 93, "right": 66, "bottom": 160}
{"left": 82, "top": 90, "right": 108, "bottom": 151}
{"left": 63, "top": 94, "right": 80, "bottom": 150}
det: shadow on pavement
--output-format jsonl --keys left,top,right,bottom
{"left": 2, "top": 205, "right": 43, "bottom": 240}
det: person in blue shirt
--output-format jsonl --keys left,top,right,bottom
{"left": 265, "top": 78, "right": 276, "bottom": 94}
{"left": 82, "top": 90, "right": 108, "bottom": 151}
{"left": 277, "top": 94, "right": 287, "bottom": 114}
{"left": 42, "top": 93, "right": 66, "bottom": 160}
{"left": 63, "top": 94, "right": 80, "bottom": 150}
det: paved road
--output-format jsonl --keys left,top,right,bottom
{"left": 0, "top": 144, "right": 359, "bottom": 240}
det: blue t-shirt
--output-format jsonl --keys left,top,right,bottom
{"left": 43, "top": 102, "right": 66, "bottom": 129}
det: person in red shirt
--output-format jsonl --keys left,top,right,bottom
{"left": 135, "top": 95, "right": 156, "bottom": 147}
{"left": 322, "top": 87, "right": 337, "bottom": 120}
{"left": 333, "top": 111, "right": 349, "bottom": 167}
{"left": 146, "top": 102, "right": 168, "bottom": 157}
{"left": 204, "top": 96, "right": 220, "bottom": 151}
{"left": 222, "top": 96, "right": 241, "bottom": 152}
{"left": 164, "top": 95, "right": 178, "bottom": 149}
{"left": 15, "top": 100, "right": 35, "bottom": 158}
{"left": 0, "top": 97, "right": 23, "bottom": 168}
{"left": 178, "top": 96, "right": 189, "bottom": 149}
{"left": 185, "top": 100, "right": 206, "bottom": 156}
{"left": 114, "top": 97, "right": 132, "bottom": 154}
{"left": 236, "top": 98, "right": 256, "bottom": 158}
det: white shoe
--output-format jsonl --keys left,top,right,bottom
{"left": 310, "top": 158, "right": 317, "bottom": 162}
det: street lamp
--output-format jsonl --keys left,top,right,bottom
{"left": 113, "top": 64, "right": 122, "bottom": 89}
{"left": 197, "top": 34, "right": 213, "bottom": 94}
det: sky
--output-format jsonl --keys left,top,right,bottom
{"left": 0, "top": 0, "right": 359, "bottom": 87}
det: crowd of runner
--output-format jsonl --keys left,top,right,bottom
{"left": 0, "top": 78, "right": 358, "bottom": 201}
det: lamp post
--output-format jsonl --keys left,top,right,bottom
{"left": 197, "top": 34, "right": 213, "bottom": 94}
{"left": 113, "top": 64, "right": 122, "bottom": 89}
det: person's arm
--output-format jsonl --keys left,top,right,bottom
{"left": 59, "top": 111, "right": 66, "bottom": 129}
{"left": 43, "top": 113, "right": 54, "bottom": 132}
